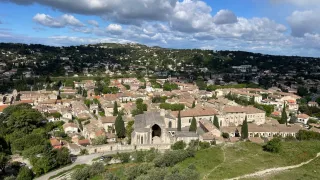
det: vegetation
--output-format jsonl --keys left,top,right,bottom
{"left": 241, "top": 117, "right": 248, "bottom": 139}
{"left": 115, "top": 115, "right": 125, "bottom": 139}
{"left": 296, "top": 130, "right": 320, "bottom": 140}
{"left": 280, "top": 103, "right": 288, "bottom": 124}
{"left": 189, "top": 117, "right": 197, "bottom": 132}
{"left": 213, "top": 115, "right": 219, "bottom": 129}
{"left": 151, "top": 96, "right": 167, "bottom": 103}
{"left": 163, "top": 81, "right": 179, "bottom": 91}
{"left": 131, "top": 98, "right": 147, "bottom": 116}
{"left": 113, "top": 102, "right": 118, "bottom": 116}
{"left": 159, "top": 103, "right": 185, "bottom": 111}
{"left": 263, "top": 138, "right": 282, "bottom": 153}
{"left": 126, "top": 121, "right": 134, "bottom": 144}
{"left": 177, "top": 111, "right": 181, "bottom": 131}
{"left": 171, "top": 141, "right": 187, "bottom": 150}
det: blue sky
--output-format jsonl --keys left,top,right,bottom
{"left": 0, "top": 0, "right": 320, "bottom": 57}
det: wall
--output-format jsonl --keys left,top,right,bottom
{"left": 84, "top": 143, "right": 171, "bottom": 154}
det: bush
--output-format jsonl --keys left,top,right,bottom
{"left": 124, "top": 163, "right": 154, "bottom": 180}
{"left": 115, "top": 152, "right": 131, "bottom": 163}
{"left": 222, "top": 132, "right": 229, "bottom": 139}
{"left": 199, "top": 141, "right": 210, "bottom": 149}
{"left": 89, "top": 162, "right": 105, "bottom": 176}
{"left": 136, "top": 167, "right": 168, "bottom": 180}
{"left": 296, "top": 130, "right": 320, "bottom": 140}
{"left": 171, "top": 141, "right": 187, "bottom": 150}
{"left": 17, "top": 167, "right": 33, "bottom": 180}
{"left": 153, "top": 150, "right": 193, "bottom": 167}
{"left": 71, "top": 166, "right": 90, "bottom": 180}
{"left": 263, "top": 138, "right": 282, "bottom": 153}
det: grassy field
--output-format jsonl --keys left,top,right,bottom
{"left": 175, "top": 141, "right": 320, "bottom": 179}
{"left": 245, "top": 156, "right": 320, "bottom": 180}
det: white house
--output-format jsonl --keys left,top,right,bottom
{"left": 63, "top": 123, "right": 78, "bottom": 134}
{"left": 297, "top": 114, "right": 310, "bottom": 125}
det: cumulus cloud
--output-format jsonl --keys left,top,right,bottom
{"left": 270, "top": 0, "right": 320, "bottom": 7}
{"left": 170, "top": 0, "right": 214, "bottom": 32}
{"left": 213, "top": 9, "right": 238, "bottom": 25}
{"left": 2, "top": 0, "right": 178, "bottom": 24}
{"left": 88, "top": 20, "right": 99, "bottom": 27}
{"left": 287, "top": 10, "right": 320, "bottom": 37}
{"left": 33, "top": 13, "right": 84, "bottom": 28}
{"left": 106, "top": 24, "right": 122, "bottom": 32}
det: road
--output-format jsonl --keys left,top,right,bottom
{"left": 35, "top": 150, "right": 134, "bottom": 180}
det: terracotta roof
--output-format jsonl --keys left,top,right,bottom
{"left": 78, "top": 139, "right": 90, "bottom": 146}
{"left": 95, "top": 129, "right": 106, "bottom": 137}
{"left": 272, "top": 111, "right": 281, "bottom": 116}
{"left": 171, "top": 107, "right": 218, "bottom": 118}
{"left": 50, "top": 138, "right": 61, "bottom": 147}
{"left": 100, "top": 116, "right": 117, "bottom": 124}
{"left": 223, "top": 106, "right": 264, "bottom": 114}
{"left": 297, "top": 114, "right": 310, "bottom": 119}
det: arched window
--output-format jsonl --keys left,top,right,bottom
{"left": 168, "top": 121, "right": 172, "bottom": 128}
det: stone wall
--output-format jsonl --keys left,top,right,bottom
{"left": 84, "top": 143, "right": 171, "bottom": 154}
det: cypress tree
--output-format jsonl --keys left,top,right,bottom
{"left": 113, "top": 102, "right": 118, "bottom": 116}
{"left": 241, "top": 116, "right": 248, "bottom": 139}
{"left": 280, "top": 103, "right": 288, "bottom": 124}
{"left": 213, "top": 115, "right": 220, "bottom": 129}
{"left": 189, "top": 117, "right": 197, "bottom": 132}
{"left": 192, "top": 101, "right": 196, "bottom": 108}
{"left": 177, "top": 111, "right": 182, "bottom": 131}
{"left": 115, "top": 115, "right": 125, "bottom": 138}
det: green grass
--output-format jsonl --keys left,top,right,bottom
{"left": 174, "top": 146, "right": 224, "bottom": 178}
{"left": 175, "top": 141, "right": 320, "bottom": 180}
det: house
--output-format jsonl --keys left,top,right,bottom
{"left": 297, "top": 114, "right": 310, "bottom": 124}
{"left": 63, "top": 123, "right": 78, "bottom": 134}
{"left": 50, "top": 138, "right": 62, "bottom": 149}
{"left": 78, "top": 139, "right": 91, "bottom": 146}
{"left": 222, "top": 106, "right": 265, "bottom": 126}
{"left": 67, "top": 143, "right": 81, "bottom": 155}
{"left": 308, "top": 101, "right": 319, "bottom": 107}
{"left": 106, "top": 133, "right": 117, "bottom": 143}
{"left": 99, "top": 116, "right": 116, "bottom": 132}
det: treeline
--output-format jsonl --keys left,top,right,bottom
{"left": 0, "top": 104, "right": 71, "bottom": 179}
{"left": 160, "top": 103, "right": 185, "bottom": 111}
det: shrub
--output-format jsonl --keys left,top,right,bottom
{"left": 89, "top": 162, "right": 105, "bottom": 176}
{"left": 115, "top": 152, "right": 131, "bottom": 163}
{"left": 153, "top": 150, "right": 193, "bottom": 167}
{"left": 71, "top": 166, "right": 90, "bottom": 180}
{"left": 199, "top": 141, "right": 210, "bottom": 149}
{"left": 17, "top": 167, "right": 33, "bottom": 180}
{"left": 263, "top": 138, "right": 282, "bottom": 153}
{"left": 171, "top": 141, "right": 186, "bottom": 150}
{"left": 124, "top": 163, "right": 154, "bottom": 180}
{"left": 222, "top": 132, "right": 229, "bottom": 139}
{"left": 296, "top": 130, "right": 320, "bottom": 140}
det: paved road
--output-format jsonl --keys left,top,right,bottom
{"left": 35, "top": 150, "right": 134, "bottom": 180}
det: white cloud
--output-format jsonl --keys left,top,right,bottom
{"left": 270, "top": 0, "right": 320, "bottom": 7}
{"left": 106, "top": 24, "right": 122, "bottom": 32}
{"left": 88, "top": 20, "right": 99, "bottom": 27}
{"left": 213, "top": 9, "right": 238, "bottom": 25}
{"left": 287, "top": 10, "right": 320, "bottom": 37}
{"left": 170, "top": 0, "right": 214, "bottom": 32}
{"left": 33, "top": 13, "right": 84, "bottom": 28}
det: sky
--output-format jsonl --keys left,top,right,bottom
{"left": 0, "top": 0, "right": 320, "bottom": 57}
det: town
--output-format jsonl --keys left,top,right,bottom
{"left": 1, "top": 44, "right": 320, "bottom": 180}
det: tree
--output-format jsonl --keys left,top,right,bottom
{"left": 280, "top": 103, "right": 288, "bottom": 124}
{"left": 222, "top": 132, "right": 229, "bottom": 139}
{"left": 55, "top": 147, "right": 71, "bottom": 166}
{"left": 0, "top": 153, "right": 9, "bottom": 173}
{"left": 241, "top": 116, "right": 248, "bottom": 139}
{"left": 297, "top": 86, "right": 308, "bottom": 97}
{"left": 126, "top": 121, "right": 134, "bottom": 144}
{"left": 213, "top": 115, "right": 219, "bottom": 129}
{"left": 189, "top": 117, "right": 197, "bottom": 132}
{"left": 177, "top": 111, "right": 181, "bottom": 131}
{"left": 113, "top": 102, "right": 118, "bottom": 116}
{"left": 289, "top": 115, "right": 297, "bottom": 124}
{"left": 92, "top": 136, "right": 107, "bottom": 145}
{"left": 263, "top": 138, "right": 282, "bottom": 153}
{"left": 115, "top": 115, "right": 125, "bottom": 138}
{"left": 192, "top": 101, "right": 195, "bottom": 108}
{"left": 17, "top": 166, "right": 33, "bottom": 180}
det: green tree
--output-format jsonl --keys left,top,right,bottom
{"left": 213, "top": 115, "right": 219, "bottom": 129}
{"left": 92, "top": 136, "right": 107, "bottom": 145}
{"left": 263, "top": 138, "right": 282, "bottom": 153}
{"left": 189, "top": 117, "right": 197, "bottom": 132}
{"left": 126, "top": 121, "right": 134, "bottom": 144}
{"left": 17, "top": 166, "right": 33, "bottom": 180}
{"left": 55, "top": 147, "right": 71, "bottom": 166}
{"left": 0, "top": 152, "right": 10, "bottom": 173}
{"left": 177, "top": 111, "right": 181, "bottom": 131}
{"left": 297, "top": 86, "right": 308, "bottom": 97}
{"left": 192, "top": 101, "right": 196, "bottom": 108}
{"left": 241, "top": 116, "right": 248, "bottom": 139}
{"left": 115, "top": 115, "right": 125, "bottom": 138}
{"left": 171, "top": 141, "right": 187, "bottom": 150}
{"left": 113, "top": 102, "right": 118, "bottom": 116}
{"left": 280, "top": 103, "right": 288, "bottom": 124}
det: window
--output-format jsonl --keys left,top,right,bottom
{"left": 168, "top": 121, "right": 172, "bottom": 128}
{"left": 189, "top": 119, "right": 191, "bottom": 123}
